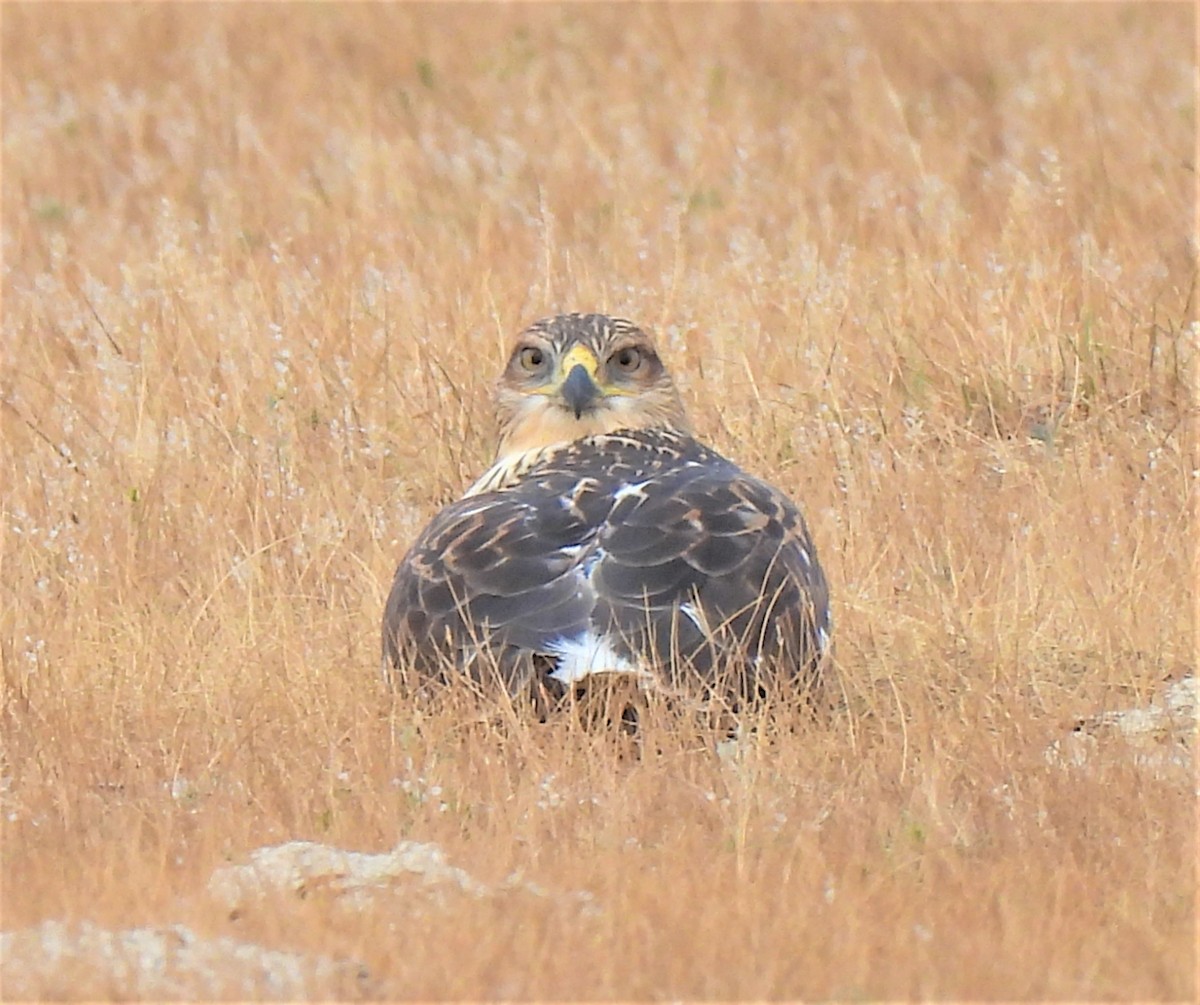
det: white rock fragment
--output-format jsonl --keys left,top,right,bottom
{"left": 0, "top": 920, "right": 370, "bottom": 999}
{"left": 207, "top": 839, "right": 600, "bottom": 919}
{"left": 1045, "top": 674, "right": 1196, "bottom": 782}
{"left": 207, "top": 839, "right": 488, "bottom": 910}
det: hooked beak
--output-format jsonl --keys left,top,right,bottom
{"left": 560, "top": 363, "right": 602, "bottom": 418}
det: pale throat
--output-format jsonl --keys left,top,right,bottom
{"left": 497, "top": 403, "right": 638, "bottom": 457}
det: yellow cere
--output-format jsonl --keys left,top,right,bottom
{"left": 559, "top": 344, "right": 600, "bottom": 380}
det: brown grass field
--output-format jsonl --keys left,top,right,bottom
{"left": 1, "top": 3, "right": 1195, "bottom": 1000}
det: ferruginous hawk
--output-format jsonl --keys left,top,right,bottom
{"left": 381, "top": 313, "right": 830, "bottom": 713}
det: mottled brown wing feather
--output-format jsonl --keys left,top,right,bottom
{"left": 382, "top": 429, "right": 829, "bottom": 697}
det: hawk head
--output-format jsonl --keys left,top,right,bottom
{"left": 494, "top": 314, "right": 689, "bottom": 460}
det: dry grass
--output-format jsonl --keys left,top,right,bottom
{"left": 1, "top": 3, "right": 1195, "bottom": 999}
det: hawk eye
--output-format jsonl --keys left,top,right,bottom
{"left": 612, "top": 346, "right": 643, "bottom": 373}
{"left": 518, "top": 346, "right": 546, "bottom": 372}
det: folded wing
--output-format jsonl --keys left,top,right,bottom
{"left": 381, "top": 430, "right": 830, "bottom": 697}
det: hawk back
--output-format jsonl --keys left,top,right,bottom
{"left": 382, "top": 428, "right": 830, "bottom": 705}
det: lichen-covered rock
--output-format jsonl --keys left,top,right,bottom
{"left": 0, "top": 920, "right": 372, "bottom": 1000}
{"left": 206, "top": 839, "right": 488, "bottom": 911}
{"left": 1046, "top": 674, "right": 1196, "bottom": 782}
